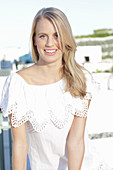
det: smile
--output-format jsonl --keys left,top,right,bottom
{"left": 44, "top": 49, "right": 57, "bottom": 55}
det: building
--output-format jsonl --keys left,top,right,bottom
{"left": 0, "top": 47, "right": 29, "bottom": 62}
{"left": 76, "top": 46, "right": 102, "bottom": 64}
{"left": 76, "top": 36, "right": 113, "bottom": 58}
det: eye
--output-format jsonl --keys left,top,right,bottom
{"left": 54, "top": 33, "right": 58, "bottom": 38}
{"left": 39, "top": 35, "right": 46, "bottom": 38}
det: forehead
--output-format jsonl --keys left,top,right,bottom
{"left": 35, "top": 18, "right": 57, "bottom": 34}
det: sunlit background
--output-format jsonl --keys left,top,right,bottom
{"left": 0, "top": 0, "right": 113, "bottom": 48}
{"left": 0, "top": 0, "right": 113, "bottom": 169}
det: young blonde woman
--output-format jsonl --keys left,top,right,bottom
{"left": 0, "top": 7, "right": 111, "bottom": 170}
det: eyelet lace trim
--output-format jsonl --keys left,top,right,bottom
{"left": 74, "top": 98, "right": 87, "bottom": 118}
{"left": 1, "top": 96, "right": 90, "bottom": 132}
{"left": 1, "top": 92, "right": 92, "bottom": 132}
{"left": 72, "top": 93, "right": 92, "bottom": 118}
{"left": 27, "top": 114, "right": 50, "bottom": 133}
{"left": 2, "top": 104, "right": 73, "bottom": 132}
{"left": 49, "top": 104, "right": 72, "bottom": 129}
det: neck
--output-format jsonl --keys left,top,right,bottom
{"left": 35, "top": 62, "right": 63, "bottom": 82}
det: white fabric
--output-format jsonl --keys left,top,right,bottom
{"left": 0, "top": 72, "right": 111, "bottom": 170}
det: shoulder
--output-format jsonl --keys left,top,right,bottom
{"left": 17, "top": 64, "right": 36, "bottom": 84}
{"left": 17, "top": 64, "right": 35, "bottom": 77}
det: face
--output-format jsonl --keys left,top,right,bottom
{"left": 34, "top": 18, "right": 63, "bottom": 66}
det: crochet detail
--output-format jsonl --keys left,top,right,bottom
{"left": 27, "top": 114, "right": 50, "bottom": 133}
{"left": 1, "top": 95, "right": 90, "bottom": 132}
{"left": 49, "top": 104, "right": 72, "bottom": 129}
{"left": 11, "top": 109, "right": 33, "bottom": 128}
{"left": 74, "top": 99, "right": 88, "bottom": 118}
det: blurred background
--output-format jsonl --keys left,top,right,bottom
{"left": 0, "top": 0, "right": 113, "bottom": 169}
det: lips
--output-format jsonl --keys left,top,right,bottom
{"left": 44, "top": 49, "right": 57, "bottom": 55}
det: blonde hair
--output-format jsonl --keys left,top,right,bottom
{"left": 31, "top": 7, "right": 87, "bottom": 98}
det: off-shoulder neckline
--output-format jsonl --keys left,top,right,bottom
{"left": 14, "top": 72, "right": 64, "bottom": 87}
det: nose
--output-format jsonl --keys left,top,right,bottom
{"left": 46, "top": 37, "right": 54, "bottom": 47}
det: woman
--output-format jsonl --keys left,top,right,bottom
{"left": 0, "top": 7, "right": 111, "bottom": 170}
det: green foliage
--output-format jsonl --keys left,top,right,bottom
{"left": 94, "top": 28, "right": 113, "bottom": 34}
{"left": 102, "top": 56, "right": 113, "bottom": 59}
{"left": 111, "top": 66, "right": 113, "bottom": 72}
{"left": 95, "top": 69, "right": 103, "bottom": 73}
{"left": 76, "top": 33, "right": 113, "bottom": 38}
{"left": 104, "top": 70, "right": 110, "bottom": 72}
{"left": 75, "top": 29, "right": 113, "bottom": 38}
{"left": 92, "top": 67, "right": 113, "bottom": 73}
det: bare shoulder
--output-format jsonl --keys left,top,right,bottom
{"left": 17, "top": 64, "right": 35, "bottom": 75}
{"left": 17, "top": 64, "right": 36, "bottom": 83}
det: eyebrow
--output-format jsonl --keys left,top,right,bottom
{"left": 37, "top": 33, "right": 46, "bottom": 35}
{"left": 37, "top": 32, "right": 57, "bottom": 36}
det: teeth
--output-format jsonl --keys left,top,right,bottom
{"left": 45, "top": 50, "right": 56, "bottom": 53}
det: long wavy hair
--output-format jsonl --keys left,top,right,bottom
{"left": 30, "top": 7, "right": 87, "bottom": 98}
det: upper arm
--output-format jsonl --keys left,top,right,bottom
{"left": 67, "top": 100, "right": 90, "bottom": 146}
{"left": 9, "top": 114, "right": 28, "bottom": 147}
{"left": 68, "top": 116, "right": 86, "bottom": 145}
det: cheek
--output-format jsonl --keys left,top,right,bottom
{"left": 36, "top": 40, "right": 44, "bottom": 49}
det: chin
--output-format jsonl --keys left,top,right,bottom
{"left": 39, "top": 56, "right": 62, "bottom": 65}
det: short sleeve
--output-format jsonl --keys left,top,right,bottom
{"left": 0, "top": 73, "right": 31, "bottom": 127}
{"left": 85, "top": 71, "right": 96, "bottom": 99}
{"left": 72, "top": 71, "right": 96, "bottom": 118}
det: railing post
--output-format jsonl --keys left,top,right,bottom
{"left": 0, "top": 130, "right": 4, "bottom": 170}
{"left": 9, "top": 128, "right": 13, "bottom": 170}
{"left": 3, "top": 129, "right": 11, "bottom": 170}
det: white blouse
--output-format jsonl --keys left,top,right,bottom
{"left": 0, "top": 72, "right": 111, "bottom": 170}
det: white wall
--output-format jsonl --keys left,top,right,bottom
{"left": 76, "top": 46, "right": 102, "bottom": 64}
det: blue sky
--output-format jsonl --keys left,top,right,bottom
{"left": 0, "top": 0, "right": 113, "bottom": 49}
